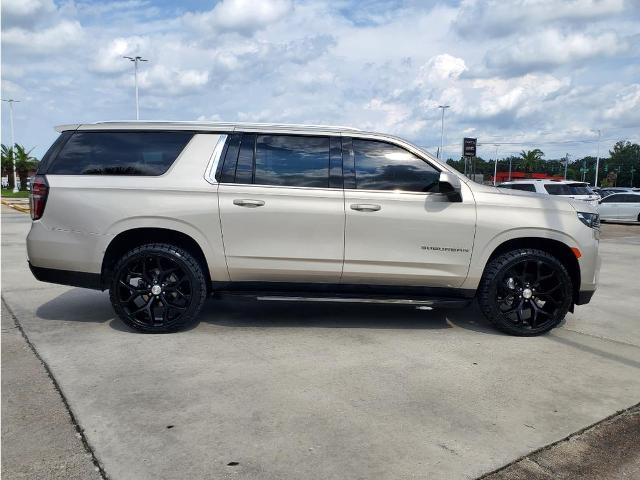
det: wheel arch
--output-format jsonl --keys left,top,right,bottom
{"left": 101, "top": 227, "right": 212, "bottom": 291}
{"left": 484, "top": 237, "right": 581, "bottom": 305}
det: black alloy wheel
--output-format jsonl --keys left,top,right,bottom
{"left": 109, "top": 243, "right": 206, "bottom": 333}
{"left": 478, "top": 249, "right": 573, "bottom": 336}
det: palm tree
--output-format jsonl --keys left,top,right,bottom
{"left": 519, "top": 149, "right": 544, "bottom": 174}
{"left": 1, "top": 144, "right": 15, "bottom": 189}
{"left": 1, "top": 143, "right": 38, "bottom": 190}
{"left": 14, "top": 145, "right": 38, "bottom": 189}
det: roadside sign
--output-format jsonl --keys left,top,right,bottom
{"left": 463, "top": 138, "right": 476, "bottom": 158}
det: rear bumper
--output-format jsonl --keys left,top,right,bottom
{"left": 29, "top": 262, "right": 103, "bottom": 290}
{"left": 576, "top": 289, "right": 596, "bottom": 305}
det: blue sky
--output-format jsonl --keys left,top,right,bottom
{"left": 2, "top": 0, "right": 639, "bottom": 159}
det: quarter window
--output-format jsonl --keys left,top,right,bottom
{"left": 48, "top": 131, "right": 193, "bottom": 175}
{"left": 544, "top": 184, "right": 571, "bottom": 195}
{"left": 254, "top": 135, "right": 330, "bottom": 188}
{"left": 352, "top": 139, "right": 439, "bottom": 192}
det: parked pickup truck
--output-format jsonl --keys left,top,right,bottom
{"left": 27, "top": 121, "right": 600, "bottom": 335}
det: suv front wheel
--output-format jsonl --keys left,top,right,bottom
{"left": 109, "top": 243, "right": 207, "bottom": 333}
{"left": 478, "top": 248, "right": 573, "bottom": 336}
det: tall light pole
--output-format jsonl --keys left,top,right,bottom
{"left": 493, "top": 144, "right": 499, "bottom": 186}
{"left": 594, "top": 129, "right": 601, "bottom": 187}
{"left": 438, "top": 105, "right": 450, "bottom": 160}
{"left": 123, "top": 56, "right": 148, "bottom": 120}
{"left": 2, "top": 98, "right": 20, "bottom": 192}
{"left": 564, "top": 153, "right": 570, "bottom": 180}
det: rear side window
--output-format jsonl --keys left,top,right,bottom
{"left": 37, "top": 131, "right": 72, "bottom": 174}
{"left": 567, "top": 184, "right": 593, "bottom": 195}
{"left": 353, "top": 139, "right": 439, "bottom": 192}
{"left": 254, "top": 135, "right": 330, "bottom": 188}
{"left": 544, "top": 184, "right": 571, "bottom": 195}
{"left": 510, "top": 184, "right": 536, "bottom": 192}
{"left": 47, "top": 131, "right": 193, "bottom": 175}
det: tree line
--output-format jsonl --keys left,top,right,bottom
{"left": 1, "top": 144, "right": 39, "bottom": 190}
{"left": 447, "top": 140, "right": 640, "bottom": 187}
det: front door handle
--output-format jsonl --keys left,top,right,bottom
{"left": 350, "top": 203, "right": 381, "bottom": 212}
{"left": 233, "top": 199, "right": 265, "bottom": 208}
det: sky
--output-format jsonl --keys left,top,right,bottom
{"left": 1, "top": 0, "right": 639, "bottom": 160}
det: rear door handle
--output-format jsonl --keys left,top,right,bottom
{"left": 233, "top": 199, "right": 265, "bottom": 208}
{"left": 350, "top": 203, "right": 381, "bottom": 212}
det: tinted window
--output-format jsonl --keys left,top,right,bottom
{"left": 544, "top": 184, "right": 571, "bottom": 195}
{"left": 37, "top": 132, "right": 72, "bottom": 174}
{"left": 49, "top": 131, "right": 193, "bottom": 175}
{"left": 567, "top": 183, "right": 593, "bottom": 195}
{"left": 254, "top": 135, "right": 330, "bottom": 188}
{"left": 353, "top": 139, "right": 439, "bottom": 192}
{"left": 235, "top": 134, "right": 256, "bottom": 184}
{"left": 620, "top": 194, "right": 640, "bottom": 203}
{"left": 510, "top": 183, "right": 536, "bottom": 192}
{"left": 601, "top": 194, "right": 621, "bottom": 203}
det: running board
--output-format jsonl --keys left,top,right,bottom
{"left": 216, "top": 292, "right": 471, "bottom": 308}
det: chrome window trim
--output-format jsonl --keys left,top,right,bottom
{"left": 204, "top": 134, "right": 228, "bottom": 185}
{"left": 216, "top": 182, "right": 440, "bottom": 196}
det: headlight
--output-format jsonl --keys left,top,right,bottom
{"left": 577, "top": 211, "right": 600, "bottom": 229}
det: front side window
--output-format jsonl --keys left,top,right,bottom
{"left": 48, "top": 131, "right": 193, "bottom": 175}
{"left": 254, "top": 135, "right": 330, "bottom": 188}
{"left": 353, "top": 139, "right": 439, "bottom": 192}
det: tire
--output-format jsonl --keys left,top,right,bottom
{"left": 477, "top": 248, "right": 573, "bottom": 336}
{"left": 109, "top": 243, "right": 207, "bottom": 333}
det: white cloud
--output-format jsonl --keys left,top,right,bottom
{"left": 1, "top": 0, "right": 56, "bottom": 26}
{"left": 1, "top": 20, "right": 84, "bottom": 54}
{"left": 184, "top": 0, "right": 293, "bottom": 35}
{"left": 603, "top": 84, "right": 640, "bottom": 126}
{"left": 455, "top": 0, "right": 626, "bottom": 37}
{"left": 139, "top": 65, "right": 210, "bottom": 95}
{"left": 485, "top": 30, "right": 625, "bottom": 74}
{"left": 418, "top": 54, "right": 467, "bottom": 84}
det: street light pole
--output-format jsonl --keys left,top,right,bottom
{"left": 123, "top": 56, "right": 148, "bottom": 120}
{"left": 2, "top": 98, "right": 20, "bottom": 192}
{"left": 438, "top": 105, "right": 450, "bottom": 160}
{"left": 493, "top": 144, "right": 499, "bottom": 186}
{"left": 594, "top": 129, "right": 601, "bottom": 187}
{"left": 564, "top": 153, "right": 570, "bottom": 180}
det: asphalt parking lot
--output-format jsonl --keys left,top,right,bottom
{"left": 2, "top": 204, "right": 640, "bottom": 479}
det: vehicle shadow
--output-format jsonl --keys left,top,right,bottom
{"left": 35, "top": 288, "right": 504, "bottom": 335}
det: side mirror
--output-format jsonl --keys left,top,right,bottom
{"left": 438, "top": 171, "right": 462, "bottom": 202}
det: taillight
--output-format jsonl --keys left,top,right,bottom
{"left": 30, "top": 175, "right": 49, "bottom": 220}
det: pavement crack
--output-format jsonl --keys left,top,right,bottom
{"left": 558, "top": 327, "right": 640, "bottom": 349}
{"left": 1, "top": 296, "right": 110, "bottom": 480}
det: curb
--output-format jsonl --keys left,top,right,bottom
{"left": 1, "top": 199, "right": 30, "bottom": 213}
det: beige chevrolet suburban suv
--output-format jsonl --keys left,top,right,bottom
{"left": 27, "top": 121, "right": 600, "bottom": 335}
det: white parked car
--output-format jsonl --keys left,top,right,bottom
{"left": 498, "top": 180, "right": 600, "bottom": 205}
{"left": 27, "top": 121, "right": 601, "bottom": 336}
{"left": 598, "top": 192, "right": 640, "bottom": 222}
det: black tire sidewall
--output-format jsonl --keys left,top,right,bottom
{"left": 109, "top": 243, "right": 207, "bottom": 333}
{"left": 478, "top": 249, "right": 573, "bottom": 336}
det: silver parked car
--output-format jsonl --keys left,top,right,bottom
{"left": 598, "top": 192, "right": 640, "bottom": 222}
{"left": 27, "top": 121, "right": 600, "bottom": 336}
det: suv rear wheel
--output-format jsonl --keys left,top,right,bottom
{"left": 109, "top": 243, "right": 207, "bottom": 333}
{"left": 478, "top": 248, "right": 573, "bottom": 336}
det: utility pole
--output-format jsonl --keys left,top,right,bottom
{"left": 508, "top": 156, "right": 512, "bottom": 181}
{"left": 564, "top": 153, "right": 570, "bottom": 180}
{"left": 2, "top": 98, "right": 20, "bottom": 192}
{"left": 123, "top": 56, "right": 148, "bottom": 120}
{"left": 594, "top": 129, "right": 601, "bottom": 187}
{"left": 438, "top": 105, "right": 450, "bottom": 160}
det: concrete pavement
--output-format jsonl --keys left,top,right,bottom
{"left": 2, "top": 204, "right": 639, "bottom": 479}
